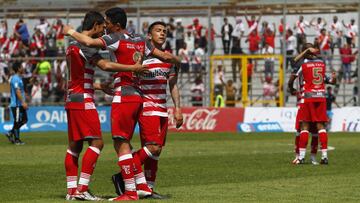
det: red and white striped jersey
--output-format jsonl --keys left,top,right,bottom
{"left": 319, "top": 34, "right": 330, "bottom": 50}
{"left": 65, "top": 41, "right": 99, "bottom": 110}
{"left": 329, "top": 22, "right": 342, "bottom": 38}
{"left": 345, "top": 24, "right": 358, "bottom": 38}
{"left": 295, "top": 58, "right": 326, "bottom": 103}
{"left": 295, "top": 20, "right": 309, "bottom": 34}
{"left": 99, "top": 32, "right": 154, "bottom": 103}
{"left": 139, "top": 56, "right": 177, "bottom": 117}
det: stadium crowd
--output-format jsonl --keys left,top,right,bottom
{"left": 0, "top": 13, "right": 358, "bottom": 107}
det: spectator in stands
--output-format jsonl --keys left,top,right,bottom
{"left": 0, "top": 20, "right": 7, "bottom": 45}
{"left": 21, "top": 59, "right": 33, "bottom": 96}
{"left": 245, "top": 9, "right": 261, "bottom": 35}
{"left": 54, "top": 60, "right": 65, "bottom": 102}
{"left": 45, "top": 26, "right": 57, "bottom": 57}
{"left": 214, "top": 65, "right": 225, "bottom": 97}
{"left": 231, "top": 33, "right": 242, "bottom": 82}
{"left": 126, "top": 20, "right": 136, "bottom": 34}
{"left": 294, "top": 15, "right": 310, "bottom": 54}
{"left": 32, "top": 28, "right": 45, "bottom": 57}
{"left": 190, "top": 76, "right": 204, "bottom": 106}
{"left": 178, "top": 42, "right": 190, "bottom": 81}
{"left": 246, "top": 30, "right": 261, "bottom": 54}
{"left": 279, "top": 18, "right": 289, "bottom": 53}
{"left": 329, "top": 16, "right": 342, "bottom": 55}
{"left": 263, "top": 23, "right": 276, "bottom": 50}
{"left": 310, "top": 17, "right": 327, "bottom": 36}
{"left": 318, "top": 28, "right": 332, "bottom": 71}
{"left": 175, "top": 19, "right": 185, "bottom": 55}
{"left": 166, "top": 17, "right": 176, "bottom": 51}
{"left": 221, "top": 17, "right": 233, "bottom": 54}
{"left": 193, "top": 42, "right": 205, "bottom": 75}
{"left": 53, "top": 18, "right": 65, "bottom": 54}
{"left": 7, "top": 33, "right": 22, "bottom": 57}
{"left": 205, "top": 23, "right": 217, "bottom": 54}
{"left": 188, "top": 18, "right": 203, "bottom": 46}
{"left": 246, "top": 58, "right": 254, "bottom": 93}
{"left": 225, "top": 79, "right": 236, "bottom": 107}
{"left": 286, "top": 29, "right": 296, "bottom": 70}
{"left": 261, "top": 75, "right": 277, "bottom": 107}
{"left": 262, "top": 42, "right": 275, "bottom": 78}
{"left": 231, "top": 16, "right": 245, "bottom": 51}
{"left": 0, "top": 58, "right": 9, "bottom": 84}
{"left": 184, "top": 30, "right": 195, "bottom": 55}
{"left": 142, "top": 21, "right": 149, "bottom": 36}
{"left": 33, "top": 59, "right": 51, "bottom": 96}
{"left": 31, "top": 79, "right": 42, "bottom": 106}
{"left": 14, "top": 19, "right": 29, "bottom": 46}
{"left": 340, "top": 43, "right": 357, "bottom": 83}
{"left": 35, "top": 17, "right": 50, "bottom": 36}
{"left": 342, "top": 19, "right": 358, "bottom": 47}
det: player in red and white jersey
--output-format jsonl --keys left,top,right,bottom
{"left": 134, "top": 21, "right": 183, "bottom": 196}
{"left": 288, "top": 43, "right": 334, "bottom": 165}
{"left": 289, "top": 56, "right": 336, "bottom": 165}
{"left": 0, "top": 20, "right": 7, "bottom": 45}
{"left": 64, "top": 11, "right": 149, "bottom": 201}
{"left": 64, "top": 7, "right": 180, "bottom": 201}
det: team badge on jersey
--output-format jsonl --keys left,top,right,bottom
{"left": 133, "top": 51, "right": 142, "bottom": 62}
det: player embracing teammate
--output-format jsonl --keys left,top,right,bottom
{"left": 288, "top": 43, "right": 335, "bottom": 165}
{"left": 64, "top": 7, "right": 181, "bottom": 201}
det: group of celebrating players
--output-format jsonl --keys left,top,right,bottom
{"left": 63, "top": 8, "right": 183, "bottom": 201}
{"left": 288, "top": 43, "right": 336, "bottom": 165}
{"left": 61, "top": 5, "right": 336, "bottom": 201}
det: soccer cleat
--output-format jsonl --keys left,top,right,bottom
{"left": 112, "top": 173, "right": 125, "bottom": 195}
{"left": 293, "top": 158, "right": 305, "bottom": 165}
{"left": 320, "top": 158, "right": 329, "bottom": 165}
{"left": 144, "top": 191, "right": 168, "bottom": 199}
{"left": 136, "top": 183, "right": 152, "bottom": 198}
{"left": 14, "top": 139, "right": 25, "bottom": 145}
{"left": 4, "top": 132, "right": 15, "bottom": 144}
{"left": 310, "top": 156, "right": 319, "bottom": 165}
{"left": 65, "top": 194, "right": 76, "bottom": 201}
{"left": 109, "top": 194, "right": 139, "bottom": 201}
{"left": 74, "top": 190, "right": 103, "bottom": 201}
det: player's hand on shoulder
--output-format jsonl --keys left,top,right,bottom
{"left": 174, "top": 108, "right": 183, "bottom": 129}
{"left": 133, "top": 59, "right": 149, "bottom": 75}
{"left": 307, "top": 47, "right": 318, "bottom": 54}
{"left": 63, "top": 25, "right": 74, "bottom": 35}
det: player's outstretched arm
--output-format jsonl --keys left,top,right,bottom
{"left": 169, "top": 74, "right": 183, "bottom": 128}
{"left": 152, "top": 48, "right": 181, "bottom": 65}
{"left": 63, "top": 25, "right": 104, "bottom": 48}
{"left": 93, "top": 82, "right": 114, "bottom": 95}
{"left": 92, "top": 55, "right": 149, "bottom": 74}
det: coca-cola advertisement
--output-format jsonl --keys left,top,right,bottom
{"left": 168, "top": 107, "right": 244, "bottom": 132}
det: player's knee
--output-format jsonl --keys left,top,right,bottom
{"left": 91, "top": 139, "right": 104, "bottom": 151}
{"left": 146, "top": 144, "right": 162, "bottom": 156}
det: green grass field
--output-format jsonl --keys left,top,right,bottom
{"left": 1, "top": 132, "right": 360, "bottom": 203}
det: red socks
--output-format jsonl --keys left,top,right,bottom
{"left": 118, "top": 154, "right": 137, "bottom": 196}
{"left": 78, "top": 146, "right": 101, "bottom": 192}
{"left": 65, "top": 150, "right": 79, "bottom": 195}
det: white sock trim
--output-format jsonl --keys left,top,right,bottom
{"left": 147, "top": 181, "right": 155, "bottom": 189}
{"left": 119, "top": 154, "right": 133, "bottom": 162}
{"left": 300, "top": 130, "right": 309, "bottom": 134}
{"left": 67, "top": 149, "right": 79, "bottom": 158}
{"left": 89, "top": 146, "right": 101, "bottom": 155}
{"left": 143, "top": 146, "right": 152, "bottom": 157}
{"left": 318, "top": 129, "right": 326, "bottom": 133}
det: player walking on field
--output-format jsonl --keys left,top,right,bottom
{"left": 288, "top": 43, "right": 332, "bottom": 165}
{"left": 64, "top": 11, "right": 149, "bottom": 201}
{"left": 64, "top": 7, "right": 180, "bottom": 201}
{"left": 136, "top": 21, "right": 183, "bottom": 197}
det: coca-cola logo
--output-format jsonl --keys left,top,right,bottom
{"left": 168, "top": 108, "right": 219, "bottom": 131}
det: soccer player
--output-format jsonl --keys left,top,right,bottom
{"left": 288, "top": 43, "right": 333, "bottom": 165}
{"left": 64, "top": 11, "right": 149, "bottom": 201}
{"left": 4, "top": 62, "right": 28, "bottom": 145}
{"left": 64, "top": 7, "right": 180, "bottom": 201}
{"left": 133, "top": 21, "right": 183, "bottom": 198}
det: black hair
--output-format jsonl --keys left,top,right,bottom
{"left": 302, "top": 43, "right": 314, "bottom": 52}
{"left": 148, "top": 21, "right": 166, "bottom": 34}
{"left": 320, "top": 28, "right": 326, "bottom": 33}
{"left": 82, "top": 11, "right": 104, "bottom": 31}
{"left": 105, "top": 7, "right": 127, "bottom": 29}
{"left": 12, "top": 62, "right": 22, "bottom": 73}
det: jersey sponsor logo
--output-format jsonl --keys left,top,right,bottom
{"left": 142, "top": 69, "right": 170, "bottom": 78}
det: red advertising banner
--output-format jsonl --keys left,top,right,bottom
{"left": 168, "top": 107, "right": 244, "bottom": 132}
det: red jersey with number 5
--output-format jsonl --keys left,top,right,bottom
{"left": 296, "top": 59, "right": 326, "bottom": 103}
